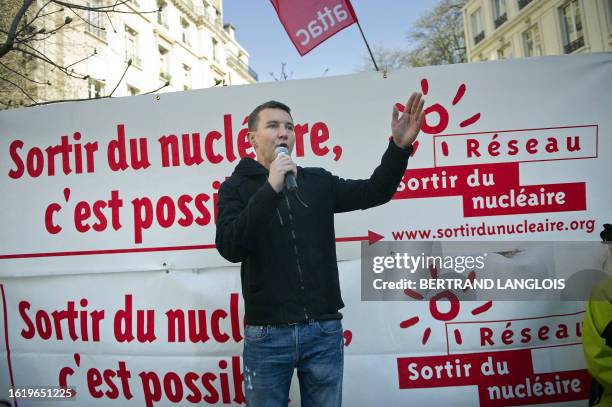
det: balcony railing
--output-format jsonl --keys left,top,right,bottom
{"left": 494, "top": 13, "right": 507, "bottom": 29}
{"left": 564, "top": 36, "right": 584, "bottom": 54}
{"left": 157, "top": 13, "right": 169, "bottom": 29}
{"left": 518, "top": 0, "right": 533, "bottom": 10}
{"left": 198, "top": 7, "right": 224, "bottom": 30}
{"left": 128, "top": 55, "right": 142, "bottom": 67}
{"left": 178, "top": 0, "right": 195, "bottom": 13}
{"left": 226, "top": 53, "right": 258, "bottom": 81}
{"left": 248, "top": 67, "right": 258, "bottom": 81}
{"left": 474, "top": 30, "right": 485, "bottom": 45}
{"left": 85, "top": 23, "right": 106, "bottom": 41}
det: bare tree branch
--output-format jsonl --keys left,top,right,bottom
{"left": 0, "top": 60, "right": 50, "bottom": 85}
{"left": 17, "top": 28, "right": 63, "bottom": 44}
{"left": 269, "top": 62, "right": 293, "bottom": 81}
{"left": 29, "top": 81, "right": 170, "bottom": 106}
{"left": 66, "top": 6, "right": 105, "bottom": 31}
{"left": 29, "top": 96, "right": 98, "bottom": 106}
{"left": 1, "top": 0, "right": 164, "bottom": 109}
{"left": 16, "top": 0, "right": 56, "bottom": 36}
{"left": 65, "top": 49, "right": 97, "bottom": 69}
{"left": 0, "top": 0, "right": 35, "bottom": 58}
{"left": 142, "top": 81, "right": 170, "bottom": 95}
{"left": 105, "top": 11, "right": 118, "bottom": 33}
{"left": 14, "top": 46, "right": 90, "bottom": 79}
{"left": 357, "top": 0, "right": 466, "bottom": 71}
{"left": 32, "top": 3, "right": 64, "bottom": 22}
{"left": 0, "top": 75, "right": 38, "bottom": 103}
{"left": 14, "top": 16, "right": 73, "bottom": 45}
{"left": 51, "top": 0, "right": 159, "bottom": 15}
{"left": 108, "top": 59, "right": 131, "bottom": 96}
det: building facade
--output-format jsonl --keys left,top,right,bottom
{"left": 5, "top": 0, "right": 257, "bottom": 106}
{"left": 463, "top": 0, "right": 612, "bottom": 61}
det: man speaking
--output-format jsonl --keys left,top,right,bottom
{"left": 215, "top": 91, "right": 425, "bottom": 407}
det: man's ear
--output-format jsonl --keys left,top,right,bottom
{"left": 249, "top": 132, "right": 257, "bottom": 149}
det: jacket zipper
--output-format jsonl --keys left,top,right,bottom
{"left": 284, "top": 194, "right": 309, "bottom": 320}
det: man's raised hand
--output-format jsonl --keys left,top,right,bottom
{"left": 391, "top": 92, "right": 425, "bottom": 149}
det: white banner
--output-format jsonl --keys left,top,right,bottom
{"left": 1, "top": 53, "right": 610, "bottom": 275}
{"left": 0, "top": 260, "right": 595, "bottom": 406}
{"left": 1, "top": 53, "right": 611, "bottom": 406}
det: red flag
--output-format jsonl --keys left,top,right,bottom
{"left": 270, "top": 0, "right": 358, "bottom": 56}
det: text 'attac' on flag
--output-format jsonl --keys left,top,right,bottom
{"left": 270, "top": 0, "right": 358, "bottom": 56}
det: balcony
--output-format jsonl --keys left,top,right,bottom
{"left": 226, "top": 52, "right": 258, "bottom": 81}
{"left": 518, "top": 0, "right": 533, "bottom": 10}
{"left": 494, "top": 13, "right": 507, "bottom": 29}
{"left": 157, "top": 13, "right": 169, "bottom": 30}
{"left": 564, "top": 36, "right": 584, "bottom": 53}
{"left": 474, "top": 30, "right": 485, "bottom": 45}
{"left": 175, "top": 0, "right": 204, "bottom": 21}
{"left": 85, "top": 23, "right": 106, "bottom": 41}
{"left": 125, "top": 54, "right": 142, "bottom": 68}
{"left": 159, "top": 71, "right": 171, "bottom": 82}
{"left": 177, "top": 0, "right": 195, "bottom": 13}
{"left": 248, "top": 67, "right": 258, "bottom": 81}
{"left": 199, "top": 7, "right": 225, "bottom": 35}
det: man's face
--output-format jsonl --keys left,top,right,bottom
{"left": 249, "top": 108, "right": 295, "bottom": 168}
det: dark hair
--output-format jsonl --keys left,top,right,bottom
{"left": 601, "top": 224, "right": 612, "bottom": 242}
{"left": 248, "top": 100, "right": 292, "bottom": 132}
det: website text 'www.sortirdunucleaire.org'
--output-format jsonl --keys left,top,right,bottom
{"left": 391, "top": 218, "right": 596, "bottom": 240}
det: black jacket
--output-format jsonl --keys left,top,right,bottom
{"left": 215, "top": 139, "right": 412, "bottom": 325}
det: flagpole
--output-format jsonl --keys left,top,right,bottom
{"left": 355, "top": 20, "right": 379, "bottom": 71}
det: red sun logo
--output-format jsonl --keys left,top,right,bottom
{"left": 400, "top": 266, "right": 493, "bottom": 345}
{"left": 395, "top": 78, "right": 482, "bottom": 136}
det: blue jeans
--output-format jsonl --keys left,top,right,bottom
{"left": 243, "top": 319, "right": 344, "bottom": 407}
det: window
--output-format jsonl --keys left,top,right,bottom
{"left": 157, "top": 0, "right": 168, "bottom": 28}
{"left": 88, "top": 78, "right": 105, "bottom": 99}
{"left": 215, "top": 9, "right": 222, "bottom": 26}
{"left": 212, "top": 37, "right": 219, "bottom": 62}
{"left": 181, "top": 18, "right": 191, "bottom": 46}
{"left": 522, "top": 24, "right": 542, "bottom": 57}
{"left": 560, "top": 0, "right": 584, "bottom": 53}
{"left": 183, "top": 64, "right": 191, "bottom": 90}
{"left": 497, "top": 43, "right": 512, "bottom": 60}
{"left": 86, "top": 0, "right": 106, "bottom": 39}
{"left": 213, "top": 76, "right": 225, "bottom": 86}
{"left": 492, "top": 0, "right": 507, "bottom": 28}
{"left": 518, "top": 0, "right": 534, "bottom": 10}
{"left": 125, "top": 26, "right": 141, "bottom": 66}
{"left": 607, "top": 0, "right": 612, "bottom": 32}
{"left": 127, "top": 85, "right": 139, "bottom": 96}
{"left": 202, "top": 1, "right": 213, "bottom": 23}
{"left": 159, "top": 46, "right": 170, "bottom": 81}
{"left": 470, "top": 8, "right": 484, "bottom": 45}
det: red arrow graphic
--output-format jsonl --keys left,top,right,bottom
{"left": 335, "top": 230, "right": 384, "bottom": 245}
{"left": 0, "top": 232, "right": 384, "bottom": 259}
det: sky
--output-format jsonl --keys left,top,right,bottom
{"left": 223, "top": 0, "right": 440, "bottom": 82}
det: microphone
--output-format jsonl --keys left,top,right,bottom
{"left": 275, "top": 146, "right": 298, "bottom": 192}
